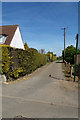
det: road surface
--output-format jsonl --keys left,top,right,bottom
{"left": 2, "top": 61, "right": 78, "bottom": 118}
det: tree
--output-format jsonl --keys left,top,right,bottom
{"left": 24, "top": 42, "right": 29, "bottom": 50}
{"left": 62, "top": 45, "right": 80, "bottom": 64}
{"left": 39, "top": 49, "right": 45, "bottom": 54}
{"left": 53, "top": 54, "right": 56, "bottom": 56}
{"left": 77, "top": 48, "right": 80, "bottom": 54}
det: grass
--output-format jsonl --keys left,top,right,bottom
{"left": 57, "top": 59, "right": 63, "bottom": 61}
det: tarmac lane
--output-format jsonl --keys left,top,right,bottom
{"left": 2, "top": 61, "right": 78, "bottom": 118}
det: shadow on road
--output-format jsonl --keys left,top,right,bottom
{"left": 56, "top": 61, "right": 63, "bottom": 63}
{"left": 2, "top": 117, "right": 39, "bottom": 120}
{"left": 49, "top": 75, "right": 72, "bottom": 81}
{"left": 49, "top": 76, "right": 65, "bottom": 80}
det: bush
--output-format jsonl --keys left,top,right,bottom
{"left": 1, "top": 45, "right": 47, "bottom": 81}
{"left": 62, "top": 45, "right": 80, "bottom": 64}
{"left": 24, "top": 42, "right": 29, "bottom": 50}
{"left": 46, "top": 52, "right": 57, "bottom": 62}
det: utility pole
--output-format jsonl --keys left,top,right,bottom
{"left": 61, "top": 27, "right": 68, "bottom": 62}
{"left": 64, "top": 28, "right": 65, "bottom": 62}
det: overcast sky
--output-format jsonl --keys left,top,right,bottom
{"left": 2, "top": 2, "right": 78, "bottom": 56}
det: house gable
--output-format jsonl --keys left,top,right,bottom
{"left": 0, "top": 25, "right": 25, "bottom": 50}
{"left": 10, "top": 26, "right": 24, "bottom": 50}
{"left": 0, "top": 25, "right": 18, "bottom": 45}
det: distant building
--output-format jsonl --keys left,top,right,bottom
{"left": 0, "top": 25, "right": 25, "bottom": 50}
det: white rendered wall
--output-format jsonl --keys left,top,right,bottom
{"left": 10, "top": 27, "right": 25, "bottom": 50}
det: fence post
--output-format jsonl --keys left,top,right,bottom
{"left": 74, "top": 34, "right": 78, "bottom": 82}
{"left": 70, "top": 66, "right": 73, "bottom": 78}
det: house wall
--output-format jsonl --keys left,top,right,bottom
{"left": 10, "top": 26, "right": 25, "bottom": 50}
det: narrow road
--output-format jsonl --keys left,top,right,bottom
{"left": 2, "top": 61, "right": 78, "bottom": 118}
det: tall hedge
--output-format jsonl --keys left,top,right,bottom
{"left": 1, "top": 45, "right": 46, "bottom": 81}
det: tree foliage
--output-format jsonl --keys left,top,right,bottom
{"left": 24, "top": 42, "right": 29, "bottom": 50}
{"left": 39, "top": 49, "right": 45, "bottom": 54}
{"left": 62, "top": 45, "right": 80, "bottom": 64}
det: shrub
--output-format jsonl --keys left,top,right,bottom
{"left": 2, "top": 45, "right": 11, "bottom": 78}
{"left": 24, "top": 42, "right": 29, "bottom": 50}
{"left": 46, "top": 52, "right": 57, "bottom": 62}
{"left": 1, "top": 45, "right": 47, "bottom": 81}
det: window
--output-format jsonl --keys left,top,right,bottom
{"left": 0, "top": 35, "right": 7, "bottom": 44}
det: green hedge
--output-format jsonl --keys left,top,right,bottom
{"left": 1, "top": 45, "right": 46, "bottom": 81}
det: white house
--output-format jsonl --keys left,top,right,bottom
{"left": 0, "top": 25, "right": 25, "bottom": 50}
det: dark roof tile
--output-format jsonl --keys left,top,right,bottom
{"left": 0, "top": 25, "right": 19, "bottom": 45}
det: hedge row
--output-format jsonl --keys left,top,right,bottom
{"left": 1, "top": 45, "right": 47, "bottom": 81}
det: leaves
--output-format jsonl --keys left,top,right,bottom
{"left": 24, "top": 42, "right": 29, "bottom": 50}
{"left": 2, "top": 45, "right": 47, "bottom": 80}
{"left": 62, "top": 45, "right": 80, "bottom": 64}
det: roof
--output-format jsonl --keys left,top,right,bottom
{"left": 0, "top": 25, "right": 19, "bottom": 45}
